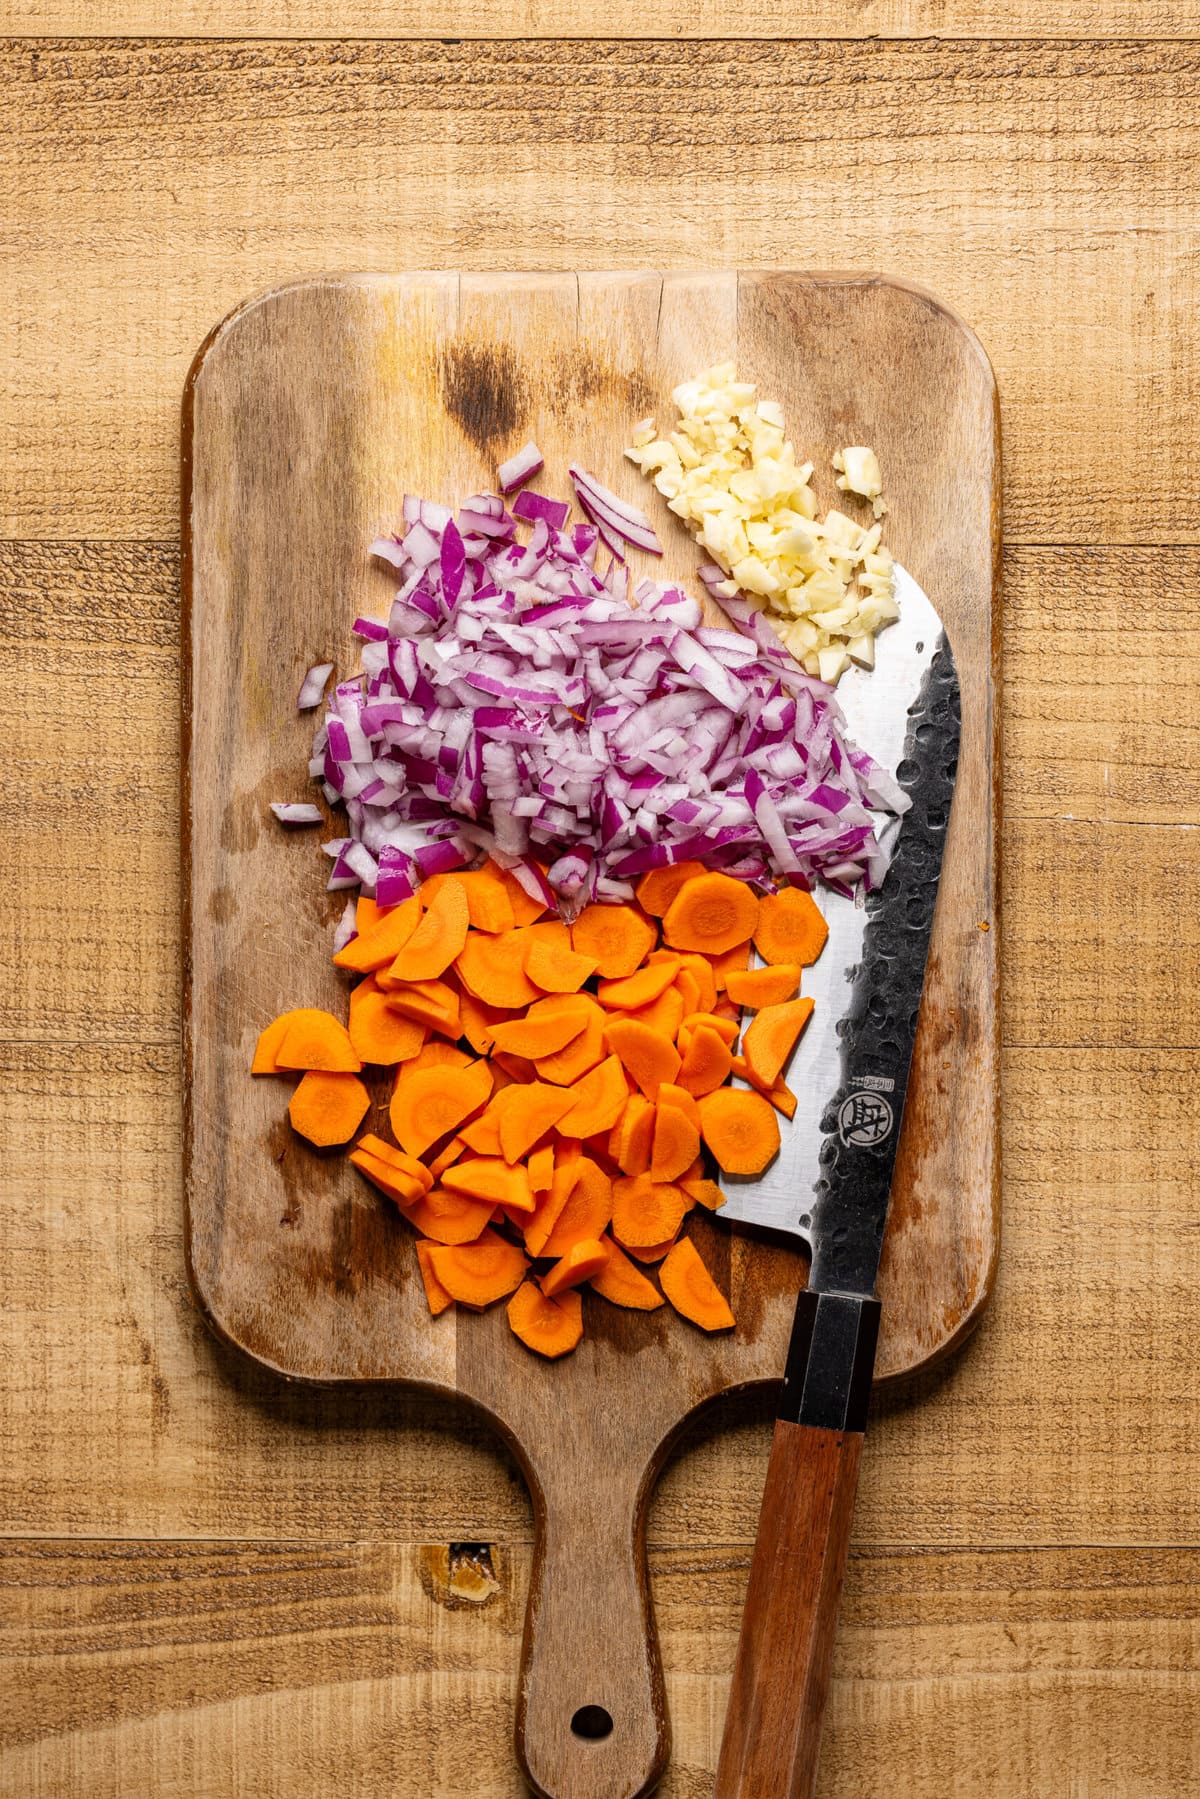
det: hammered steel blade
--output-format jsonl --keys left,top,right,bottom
{"left": 718, "top": 564, "right": 961, "bottom": 1287}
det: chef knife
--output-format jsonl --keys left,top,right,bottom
{"left": 714, "top": 565, "right": 961, "bottom": 1799}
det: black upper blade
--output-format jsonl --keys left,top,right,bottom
{"left": 806, "top": 635, "right": 962, "bottom": 1298}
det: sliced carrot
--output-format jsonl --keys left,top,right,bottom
{"left": 394, "top": 1039, "right": 472, "bottom": 1082}
{"left": 528, "top": 1143, "right": 555, "bottom": 1195}
{"left": 589, "top": 1238, "right": 665, "bottom": 1309}
{"left": 571, "top": 903, "right": 657, "bottom": 978}
{"left": 348, "top": 976, "right": 429, "bottom": 1065}
{"left": 678, "top": 1024, "right": 734, "bottom": 1097}
{"left": 429, "top": 1229, "right": 527, "bottom": 1307}
{"left": 624, "top": 1237, "right": 679, "bottom": 1264}
{"left": 743, "top": 998, "right": 815, "bottom": 1088}
{"left": 415, "top": 1240, "right": 454, "bottom": 1316}
{"left": 539, "top": 1157, "right": 614, "bottom": 1259}
{"left": 753, "top": 886, "right": 828, "bottom": 967}
{"left": 443, "top": 1157, "right": 535, "bottom": 1212}
{"left": 507, "top": 1281, "right": 583, "bottom": 1358}
{"left": 650, "top": 1093, "right": 701, "bottom": 1183}
{"left": 389, "top": 1060, "right": 493, "bottom": 1157}
{"left": 495, "top": 1051, "right": 540, "bottom": 1083}
{"left": 662, "top": 871, "right": 758, "bottom": 955}
{"left": 522, "top": 1157, "right": 577, "bottom": 1258}
{"left": 681, "top": 1177, "right": 728, "bottom": 1212}
{"left": 673, "top": 968, "right": 702, "bottom": 1016}
{"left": 427, "top": 1133, "right": 469, "bottom": 1179}
{"left": 487, "top": 860, "right": 548, "bottom": 925}
{"left": 355, "top": 1132, "right": 433, "bottom": 1192}
{"left": 355, "top": 895, "right": 387, "bottom": 935}
{"left": 424, "top": 865, "right": 514, "bottom": 934}
{"left": 625, "top": 985, "right": 686, "bottom": 1041}
{"left": 697, "top": 1087, "right": 781, "bottom": 1174}
{"left": 541, "top": 1236, "right": 610, "bottom": 1299}
{"left": 596, "top": 961, "right": 678, "bottom": 1012}
{"left": 534, "top": 997, "right": 607, "bottom": 1085}
{"left": 709, "top": 939, "right": 752, "bottom": 990}
{"left": 251, "top": 1008, "right": 335, "bottom": 1075}
{"left": 608, "top": 1093, "right": 656, "bottom": 1177}
{"left": 673, "top": 953, "right": 718, "bottom": 1014}
{"left": 681, "top": 1155, "right": 705, "bottom": 1184}
{"left": 730, "top": 1055, "right": 799, "bottom": 1121}
{"left": 456, "top": 928, "right": 541, "bottom": 1009}
{"left": 525, "top": 935, "right": 598, "bottom": 993}
{"left": 275, "top": 1010, "right": 363, "bottom": 1073}
{"left": 660, "top": 1236, "right": 735, "bottom": 1331}
{"left": 490, "top": 995, "right": 591, "bottom": 1060}
{"left": 405, "top": 1186, "right": 495, "bottom": 1246}
{"left": 657, "top": 1082, "right": 702, "bottom": 1132}
{"left": 458, "top": 990, "right": 510, "bottom": 1057}
{"left": 611, "top": 1174, "right": 689, "bottom": 1250}
{"left": 388, "top": 877, "right": 470, "bottom": 982}
{"left": 636, "top": 859, "right": 708, "bottom": 918}
{"left": 523, "top": 917, "right": 572, "bottom": 952}
{"left": 679, "top": 1011, "right": 740, "bottom": 1047}
{"left": 499, "top": 1081, "right": 575, "bottom": 1163}
{"left": 333, "top": 894, "right": 421, "bottom": 973}
{"left": 349, "top": 1148, "right": 425, "bottom": 1207}
{"left": 555, "top": 1055, "right": 630, "bottom": 1139}
{"left": 382, "top": 978, "right": 461, "bottom": 1038}
{"left": 725, "top": 964, "right": 803, "bottom": 1008}
{"left": 459, "top": 1084, "right": 523, "bottom": 1155}
{"left": 603, "top": 1017, "right": 682, "bottom": 1099}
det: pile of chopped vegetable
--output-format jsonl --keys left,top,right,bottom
{"left": 295, "top": 470, "right": 907, "bottom": 917}
{"left": 253, "top": 862, "right": 827, "bottom": 1356}
{"left": 625, "top": 364, "right": 897, "bottom": 683}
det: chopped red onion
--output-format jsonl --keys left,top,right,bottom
{"left": 332, "top": 896, "right": 358, "bottom": 953}
{"left": 498, "top": 443, "right": 544, "bottom": 493}
{"left": 270, "top": 801, "right": 324, "bottom": 825}
{"left": 297, "top": 663, "right": 334, "bottom": 710}
{"left": 298, "top": 479, "right": 904, "bottom": 913}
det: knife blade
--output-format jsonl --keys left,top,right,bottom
{"left": 714, "top": 564, "right": 961, "bottom": 1799}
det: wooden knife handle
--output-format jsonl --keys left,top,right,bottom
{"left": 716, "top": 1289, "right": 881, "bottom": 1799}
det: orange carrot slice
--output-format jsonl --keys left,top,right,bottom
{"left": 672, "top": 952, "right": 718, "bottom": 1014}
{"left": 660, "top": 1237, "right": 735, "bottom": 1331}
{"left": 423, "top": 865, "right": 514, "bottom": 934}
{"left": 528, "top": 1143, "right": 555, "bottom": 1195}
{"left": 348, "top": 976, "right": 429, "bottom": 1065}
{"left": 636, "top": 859, "right": 708, "bottom": 918}
{"left": 743, "top": 998, "right": 815, "bottom": 1088}
{"left": 681, "top": 1177, "right": 727, "bottom": 1212}
{"left": 355, "top": 1133, "right": 433, "bottom": 1192}
{"left": 753, "top": 887, "right": 828, "bottom": 967}
{"left": 708, "top": 940, "right": 752, "bottom": 990}
{"left": 596, "top": 960, "right": 680, "bottom": 1011}
{"left": 274, "top": 1010, "right": 362, "bottom": 1073}
{"left": 624, "top": 1237, "right": 679, "bottom": 1264}
{"left": 457, "top": 990, "right": 510, "bottom": 1057}
{"left": 251, "top": 1008, "right": 335, "bottom": 1075}
{"left": 348, "top": 1148, "right": 426, "bottom": 1206}
{"left": 679, "top": 1011, "right": 740, "bottom": 1047}
{"left": 650, "top": 1092, "right": 701, "bottom": 1183}
{"left": 570, "top": 903, "right": 657, "bottom": 977}
{"left": 333, "top": 894, "right": 422, "bottom": 973}
{"left": 405, "top": 1186, "right": 495, "bottom": 1246}
{"left": 388, "top": 877, "right": 470, "bottom": 982}
{"left": 488, "top": 861, "right": 547, "bottom": 925}
{"left": 611, "top": 1174, "right": 689, "bottom": 1249}
{"left": 677, "top": 1024, "right": 734, "bottom": 1098}
{"left": 608, "top": 1093, "right": 656, "bottom": 1177}
{"left": 540, "top": 1236, "right": 610, "bottom": 1299}
{"left": 525, "top": 935, "right": 599, "bottom": 993}
{"left": 427, "top": 1134, "right": 469, "bottom": 1179}
{"left": 603, "top": 1017, "right": 682, "bottom": 1099}
{"left": 724, "top": 964, "right": 803, "bottom": 1008}
{"left": 534, "top": 997, "right": 607, "bottom": 1085}
{"left": 507, "top": 1281, "right": 583, "bottom": 1358}
{"left": 394, "top": 1040, "right": 472, "bottom": 1082}
{"left": 490, "top": 995, "right": 591, "bottom": 1060}
{"left": 429, "top": 1229, "right": 527, "bottom": 1307}
{"left": 382, "top": 978, "right": 461, "bottom": 1038}
{"left": 415, "top": 1240, "right": 454, "bottom": 1316}
{"left": 499, "top": 1081, "right": 575, "bottom": 1163}
{"left": 696, "top": 1087, "right": 781, "bottom": 1174}
{"left": 459, "top": 1084, "right": 523, "bottom": 1155}
{"left": 625, "top": 985, "right": 686, "bottom": 1041}
{"left": 389, "top": 1060, "right": 493, "bottom": 1157}
{"left": 555, "top": 1055, "right": 630, "bottom": 1139}
{"left": 729, "top": 1055, "right": 799, "bottom": 1120}
{"left": 538, "top": 1158, "right": 614, "bottom": 1259}
{"left": 589, "top": 1239, "right": 665, "bottom": 1309}
{"left": 456, "top": 928, "right": 541, "bottom": 1008}
{"left": 442, "top": 1157, "right": 535, "bottom": 1212}
{"left": 662, "top": 872, "right": 758, "bottom": 956}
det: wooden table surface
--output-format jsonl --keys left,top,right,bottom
{"left": 3, "top": 9, "right": 1199, "bottom": 1796}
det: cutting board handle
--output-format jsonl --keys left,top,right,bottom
{"left": 515, "top": 1456, "right": 667, "bottom": 1798}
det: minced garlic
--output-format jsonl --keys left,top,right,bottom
{"left": 625, "top": 364, "right": 897, "bottom": 683}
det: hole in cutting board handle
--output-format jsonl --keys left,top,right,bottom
{"left": 570, "top": 1705, "right": 614, "bottom": 1741}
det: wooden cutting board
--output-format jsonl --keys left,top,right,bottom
{"left": 182, "top": 270, "right": 999, "bottom": 1799}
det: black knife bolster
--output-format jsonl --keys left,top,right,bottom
{"left": 778, "top": 1289, "right": 882, "bottom": 1433}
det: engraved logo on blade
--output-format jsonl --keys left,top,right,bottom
{"left": 838, "top": 1090, "right": 895, "bottom": 1148}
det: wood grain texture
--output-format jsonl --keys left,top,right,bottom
{"left": 3, "top": 1539, "right": 1198, "bottom": 1798}
{"left": 3, "top": 12, "right": 1200, "bottom": 1795}
{"left": 3, "top": 41, "right": 1200, "bottom": 545}
{"left": 5, "top": 1, "right": 1200, "bottom": 37}
{"left": 182, "top": 268, "right": 996, "bottom": 1795}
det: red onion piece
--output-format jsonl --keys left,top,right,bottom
{"left": 297, "top": 663, "right": 334, "bottom": 710}
{"left": 270, "top": 801, "right": 324, "bottom": 825}
{"left": 498, "top": 443, "right": 544, "bottom": 493}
